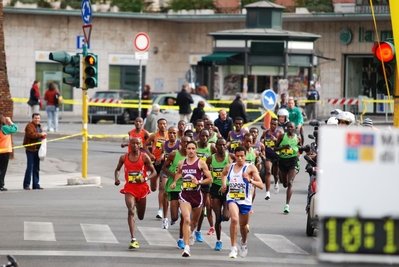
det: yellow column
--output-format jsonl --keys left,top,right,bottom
{"left": 390, "top": 0, "right": 399, "bottom": 127}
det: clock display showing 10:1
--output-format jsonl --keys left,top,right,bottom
{"left": 322, "top": 217, "right": 398, "bottom": 255}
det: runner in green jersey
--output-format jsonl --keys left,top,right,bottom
{"left": 275, "top": 122, "right": 301, "bottom": 214}
{"left": 206, "top": 137, "right": 233, "bottom": 251}
{"left": 195, "top": 129, "right": 217, "bottom": 241}
{"left": 162, "top": 136, "right": 191, "bottom": 248}
{"left": 242, "top": 133, "right": 261, "bottom": 204}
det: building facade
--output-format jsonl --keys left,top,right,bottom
{"left": 3, "top": 1, "right": 392, "bottom": 116}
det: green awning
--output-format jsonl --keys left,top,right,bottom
{"left": 201, "top": 52, "right": 239, "bottom": 63}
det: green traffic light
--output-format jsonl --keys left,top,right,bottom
{"left": 84, "top": 53, "right": 98, "bottom": 88}
{"left": 49, "top": 51, "right": 72, "bottom": 66}
{"left": 49, "top": 51, "right": 82, "bottom": 88}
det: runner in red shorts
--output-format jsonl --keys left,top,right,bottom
{"left": 114, "top": 137, "right": 157, "bottom": 250}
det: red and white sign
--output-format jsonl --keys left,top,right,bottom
{"left": 82, "top": 24, "right": 92, "bottom": 46}
{"left": 134, "top": 32, "right": 150, "bottom": 52}
{"left": 327, "top": 98, "right": 359, "bottom": 105}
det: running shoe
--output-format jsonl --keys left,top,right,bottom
{"left": 177, "top": 239, "right": 185, "bottom": 249}
{"left": 189, "top": 233, "right": 195, "bottom": 245}
{"left": 245, "top": 224, "right": 250, "bottom": 233}
{"left": 239, "top": 240, "right": 248, "bottom": 257}
{"left": 214, "top": 240, "right": 223, "bottom": 251}
{"left": 171, "top": 220, "right": 177, "bottom": 226}
{"left": 195, "top": 231, "right": 204, "bottom": 242}
{"left": 182, "top": 245, "right": 191, "bottom": 257}
{"left": 128, "top": 240, "right": 139, "bottom": 249}
{"left": 295, "top": 159, "right": 300, "bottom": 174}
{"left": 274, "top": 183, "right": 279, "bottom": 194}
{"left": 207, "top": 227, "right": 215, "bottom": 235}
{"left": 162, "top": 218, "right": 169, "bottom": 229}
{"left": 203, "top": 207, "right": 207, "bottom": 217}
{"left": 156, "top": 209, "right": 163, "bottom": 219}
{"left": 284, "top": 204, "right": 290, "bottom": 214}
{"left": 229, "top": 246, "right": 238, "bottom": 258}
{"left": 265, "top": 191, "right": 271, "bottom": 200}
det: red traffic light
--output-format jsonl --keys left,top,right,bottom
{"left": 372, "top": 42, "right": 395, "bottom": 63}
{"left": 85, "top": 55, "right": 96, "bottom": 66}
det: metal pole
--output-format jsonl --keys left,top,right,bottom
{"left": 389, "top": 0, "right": 399, "bottom": 127}
{"left": 82, "top": 44, "right": 88, "bottom": 178}
{"left": 243, "top": 40, "right": 248, "bottom": 99}
{"left": 139, "top": 59, "right": 142, "bottom": 119}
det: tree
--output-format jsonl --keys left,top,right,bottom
{"left": 294, "top": 0, "right": 333, "bottom": 12}
{"left": 0, "top": 2, "right": 14, "bottom": 159}
{"left": 0, "top": 2, "right": 13, "bottom": 120}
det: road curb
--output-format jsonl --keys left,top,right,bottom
{"left": 67, "top": 176, "right": 102, "bottom": 186}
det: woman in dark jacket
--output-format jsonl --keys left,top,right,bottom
{"left": 190, "top": 101, "right": 205, "bottom": 125}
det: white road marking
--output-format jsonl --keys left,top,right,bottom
{"left": 80, "top": 224, "right": 118, "bottom": 243}
{"left": 138, "top": 226, "right": 176, "bottom": 247}
{"left": 201, "top": 230, "right": 230, "bottom": 250}
{"left": 24, "top": 221, "right": 56, "bottom": 241}
{"left": 0, "top": 250, "right": 317, "bottom": 264}
{"left": 255, "top": 234, "right": 308, "bottom": 254}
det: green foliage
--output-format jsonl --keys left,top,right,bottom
{"left": 294, "top": 0, "right": 333, "bottom": 12}
{"left": 111, "top": 0, "right": 145, "bottom": 12}
{"left": 60, "top": 0, "right": 82, "bottom": 9}
{"left": 38, "top": 0, "right": 51, "bottom": 8}
{"left": 242, "top": 0, "right": 275, "bottom": 6}
{"left": 168, "top": 0, "right": 214, "bottom": 12}
{"left": 10, "top": 0, "right": 37, "bottom": 5}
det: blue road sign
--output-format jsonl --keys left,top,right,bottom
{"left": 77, "top": 36, "right": 90, "bottom": 49}
{"left": 261, "top": 89, "right": 277, "bottom": 110}
{"left": 81, "top": 0, "right": 92, "bottom": 25}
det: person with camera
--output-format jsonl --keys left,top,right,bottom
{"left": 274, "top": 121, "right": 301, "bottom": 214}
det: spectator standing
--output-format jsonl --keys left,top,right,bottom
{"left": 28, "top": 80, "right": 42, "bottom": 115}
{"left": 176, "top": 83, "right": 194, "bottom": 122}
{"left": 306, "top": 84, "right": 320, "bottom": 120}
{"left": 141, "top": 84, "right": 152, "bottom": 119}
{"left": 190, "top": 101, "right": 205, "bottom": 125}
{"left": 0, "top": 114, "right": 18, "bottom": 191}
{"left": 228, "top": 93, "right": 248, "bottom": 124}
{"left": 23, "top": 113, "right": 47, "bottom": 190}
{"left": 44, "top": 82, "right": 60, "bottom": 132}
{"left": 214, "top": 109, "right": 234, "bottom": 140}
{"left": 144, "top": 104, "right": 160, "bottom": 133}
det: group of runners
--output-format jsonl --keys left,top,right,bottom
{"left": 114, "top": 104, "right": 309, "bottom": 258}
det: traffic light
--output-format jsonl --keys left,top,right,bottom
{"left": 83, "top": 54, "right": 98, "bottom": 89}
{"left": 49, "top": 51, "right": 81, "bottom": 88}
{"left": 372, "top": 39, "right": 395, "bottom": 95}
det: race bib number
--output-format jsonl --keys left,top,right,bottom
{"left": 155, "top": 140, "right": 164, "bottom": 149}
{"left": 281, "top": 148, "right": 293, "bottom": 155}
{"left": 212, "top": 167, "right": 223, "bottom": 180}
{"left": 197, "top": 152, "right": 207, "bottom": 162}
{"left": 265, "top": 141, "right": 274, "bottom": 147}
{"left": 229, "top": 188, "right": 245, "bottom": 200}
{"left": 182, "top": 176, "right": 197, "bottom": 191}
{"left": 128, "top": 171, "right": 143, "bottom": 183}
{"left": 231, "top": 141, "right": 240, "bottom": 149}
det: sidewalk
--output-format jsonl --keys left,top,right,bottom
{"left": 5, "top": 150, "right": 101, "bottom": 191}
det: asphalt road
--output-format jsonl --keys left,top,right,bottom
{"left": 1, "top": 126, "right": 393, "bottom": 267}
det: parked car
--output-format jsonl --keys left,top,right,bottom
{"left": 88, "top": 90, "right": 139, "bottom": 124}
{"left": 149, "top": 93, "right": 219, "bottom": 126}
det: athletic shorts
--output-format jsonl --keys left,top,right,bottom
{"left": 120, "top": 182, "right": 150, "bottom": 202}
{"left": 201, "top": 183, "right": 210, "bottom": 193}
{"left": 179, "top": 190, "right": 204, "bottom": 209}
{"left": 154, "top": 159, "right": 165, "bottom": 175}
{"left": 210, "top": 184, "right": 226, "bottom": 201}
{"left": 226, "top": 201, "right": 252, "bottom": 215}
{"left": 279, "top": 157, "right": 298, "bottom": 173}
{"left": 168, "top": 191, "right": 179, "bottom": 201}
{"left": 266, "top": 154, "right": 279, "bottom": 165}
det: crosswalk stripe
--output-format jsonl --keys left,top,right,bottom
{"left": 24, "top": 221, "right": 56, "bottom": 241}
{"left": 201, "top": 230, "right": 230, "bottom": 250}
{"left": 80, "top": 224, "right": 118, "bottom": 243}
{"left": 255, "top": 234, "right": 308, "bottom": 254}
{"left": 138, "top": 227, "right": 176, "bottom": 247}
